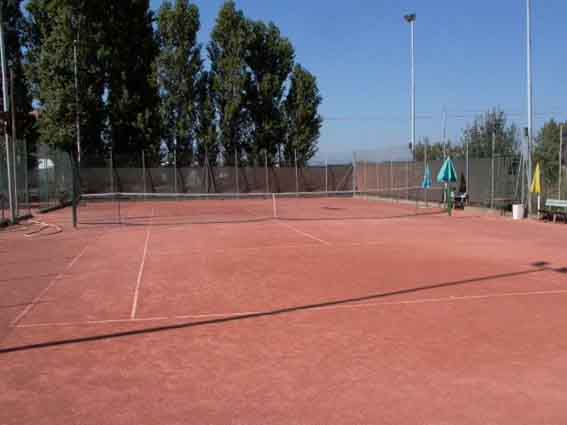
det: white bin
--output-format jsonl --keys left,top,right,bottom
{"left": 512, "top": 204, "right": 525, "bottom": 220}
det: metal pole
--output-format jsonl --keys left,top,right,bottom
{"left": 442, "top": 108, "right": 447, "bottom": 158}
{"left": 73, "top": 39, "right": 81, "bottom": 165}
{"left": 142, "top": 150, "right": 146, "bottom": 196}
{"left": 0, "top": 12, "right": 16, "bottom": 223}
{"left": 295, "top": 149, "right": 299, "bottom": 195}
{"left": 173, "top": 141, "right": 177, "bottom": 194}
{"left": 325, "top": 156, "right": 329, "bottom": 193}
{"left": 465, "top": 139, "right": 469, "bottom": 203}
{"left": 109, "top": 147, "right": 114, "bottom": 193}
{"left": 10, "top": 69, "right": 18, "bottom": 216}
{"left": 491, "top": 132, "right": 496, "bottom": 209}
{"left": 264, "top": 150, "right": 269, "bottom": 193}
{"left": 559, "top": 125, "right": 564, "bottom": 199}
{"left": 526, "top": 0, "right": 534, "bottom": 215}
{"left": 390, "top": 160, "right": 393, "bottom": 202}
{"left": 235, "top": 147, "right": 239, "bottom": 194}
{"left": 409, "top": 19, "right": 416, "bottom": 155}
{"left": 352, "top": 152, "right": 357, "bottom": 194}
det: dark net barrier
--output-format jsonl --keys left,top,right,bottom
{"left": 78, "top": 162, "right": 355, "bottom": 195}
{"left": 76, "top": 188, "right": 447, "bottom": 226}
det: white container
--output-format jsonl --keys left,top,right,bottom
{"left": 512, "top": 204, "right": 525, "bottom": 220}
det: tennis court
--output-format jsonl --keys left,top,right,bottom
{"left": 1, "top": 200, "right": 567, "bottom": 425}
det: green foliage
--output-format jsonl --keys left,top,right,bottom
{"left": 414, "top": 138, "right": 463, "bottom": 161}
{"left": 22, "top": 0, "right": 323, "bottom": 170}
{"left": 283, "top": 64, "right": 322, "bottom": 166}
{"left": 195, "top": 71, "right": 218, "bottom": 166}
{"left": 461, "top": 109, "right": 519, "bottom": 158}
{"left": 26, "top": 0, "right": 76, "bottom": 152}
{"left": 208, "top": 1, "right": 251, "bottom": 166}
{"left": 104, "top": 0, "right": 160, "bottom": 158}
{"left": 533, "top": 119, "right": 567, "bottom": 191}
{"left": 245, "top": 21, "right": 294, "bottom": 165}
{"left": 157, "top": 0, "right": 202, "bottom": 166}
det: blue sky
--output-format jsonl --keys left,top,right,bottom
{"left": 154, "top": 0, "right": 566, "bottom": 156}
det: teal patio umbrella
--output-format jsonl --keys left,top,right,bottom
{"left": 422, "top": 164, "right": 432, "bottom": 189}
{"left": 437, "top": 157, "right": 458, "bottom": 215}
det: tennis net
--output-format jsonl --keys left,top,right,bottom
{"left": 76, "top": 187, "right": 446, "bottom": 226}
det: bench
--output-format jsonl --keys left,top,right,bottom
{"left": 541, "top": 199, "right": 567, "bottom": 223}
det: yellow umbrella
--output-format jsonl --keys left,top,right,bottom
{"left": 531, "top": 163, "right": 542, "bottom": 216}
{"left": 530, "top": 163, "right": 542, "bottom": 194}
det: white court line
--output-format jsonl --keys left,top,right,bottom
{"left": 10, "top": 242, "right": 93, "bottom": 327}
{"left": 130, "top": 210, "right": 154, "bottom": 319}
{"left": 14, "top": 289, "right": 567, "bottom": 330}
{"left": 278, "top": 221, "right": 331, "bottom": 246}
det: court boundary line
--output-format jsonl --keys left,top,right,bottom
{"left": 13, "top": 288, "right": 567, "bottom": 330}
{"left": 10, "top": 241, "right": 94, "bottom": 327}
{"left": 130, "top": 210, "right": 154, "bottom": 319}
{"left": 278, "top": 221, "right": 331, "bottom": 246}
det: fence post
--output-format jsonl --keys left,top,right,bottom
{"left": 294, "top": 149, "right": 299, "bottom": 195}
{"left": 352, "top": 152, "right": 357, "bottom": 194}
{"left": 389, "top": 160, "right": 394, "bottom": 202}
{"left": 465, "top": 140, "right": 469, "bottom": 204}
{"left": 173, "top": 143, "right": 178, "bottom": 194}
{"left": 142, "top": 150, "right": 147, "bottom": 197}
{"left": 325, "top": 156, "right": 329, "bottom": 193}
{"left": 109, "top": 147, "right": 114, "bottom": 193}
{"left": 559, "top": 125, "right": 564, "bottom": 200}
{"left": 406, "top": 161, "right": 410, "bottom": 200}
{"left": 265, "top": 150, "right": 269, "bottom": 193}
{"left": 491, "top": 132, "right": 495, "bottom": 209}
{"left": 235, "top": 147, "right": 239, "bottom": 194}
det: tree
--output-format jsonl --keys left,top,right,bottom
{"left": 103, "top": 0, "right": 160, "bottom": 160}
{"left": 533, "top": 119, "right": 567, "bottom": 192}
{"left": 245, "top": 21, "right": 294, "bottom": 165}
{"left": 157, "top": 0, "right": 202, "bottom": 166}
{"left": 283, "top": 64, "right": 322, "bottom": 166}
{"left": 26, "top": 0, "right": 106, "bottom": 159}
{"left": 25, "top": 0, "right": 77, "bottom": 152}
{"left": 414, "top": 138, "right": 463, "bottom": 162}
{"left": 208, "top": 1, "right": 250, "bottom": 166}
{"left": 461, "top": 109, "right": 519, "bottom": 158}
{"left": 1, "top": 0, "right": 30, "bottom": 115}
{"left": 195, "top": 71, "right": 218, "bottom": 166}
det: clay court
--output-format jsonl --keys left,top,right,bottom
{"left": 1, "top": 200, "right": 567, "bottom": 425}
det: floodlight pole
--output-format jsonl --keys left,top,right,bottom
{"left": 404, "top": 14, "right": 416, "bottom": 158}
{"left": 0, "top": 9, "right": 16, "bottom": 223}
{"left": 526, "top": 0, "right": 534, "bottom": 215}
{"left": 560, "top": 124, "right": 564, "bottom": 199}
{"left": 73, "top": 39, "right": 81, "bottom": 166}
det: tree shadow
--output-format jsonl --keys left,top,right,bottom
{"left": 1, "top": 263, "right": 564, "bottom": 355}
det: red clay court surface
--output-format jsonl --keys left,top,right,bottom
{"left": 1, "top": 205, "right": 567, "bottom": 425}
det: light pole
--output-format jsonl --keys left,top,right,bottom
{"left": 73, "top": 39, "right": 81, "bottom": 166}
{"left": 0, "top": 7, "right": 16, "bottom": 223}
{"left": 560, "top": 124, "right": 564, "bottom": 199}
{"left": 404, "top": 13, "right": 416, "bottom": 158}
{"left": 526, "top": 0, "right": 534, "bottom": 214}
